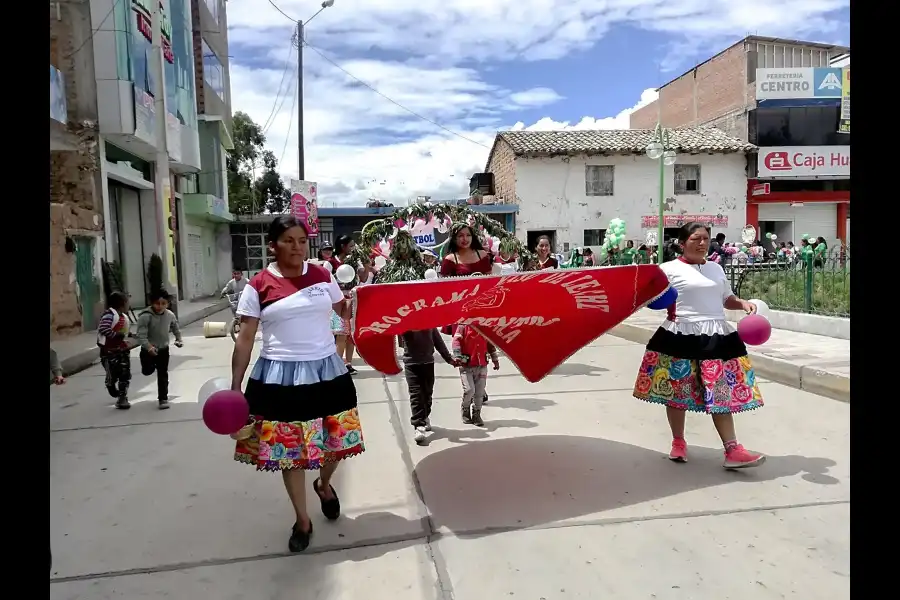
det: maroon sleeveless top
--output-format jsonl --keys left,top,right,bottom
{"left": 440, "top": 251, "right": 493, "bottom": 277}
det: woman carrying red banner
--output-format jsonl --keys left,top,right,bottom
{"left": 535, "top": 236, "right": 558, "bottom": 269}
{"left": 633, "top": 222, "right": 765, "bottom": 470}
{"left": 231, "top": 215, "right": 365, "bottom": 553}
{"left": 440, "top": 224, "right": 493, "bottom": 277}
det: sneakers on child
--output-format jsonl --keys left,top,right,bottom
{"left": 461, "top": 405, "right": 473, "bottom": 425}
{"left": 470, "top": 408, "right": 484, "bottom": 427}
{"left": 424, "top": 418, "right": 432, "bottom": 432}
{"left": 668, "top": 438, "right": 688, "bottom": 462}
{"left": 158, "top": 398, "right": 170, "bottom": 410}
{"left": 723, "top": 444, "right": 765, "bottom": 469}
{"left": 115, "top": 397, "right": 131, "bottom": 410}
{"left": 413, "top": 426, "right": 427, "bottom": 444}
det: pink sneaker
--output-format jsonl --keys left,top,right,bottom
{"left": 668, "top": 438, "right": 688, "bottom": 462}
{"left": 723, "top": 444, "right": 766, "bottom": 469}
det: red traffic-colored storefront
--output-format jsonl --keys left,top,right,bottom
{"left": 745, "top": 180, "right": 849, "bottom": 246}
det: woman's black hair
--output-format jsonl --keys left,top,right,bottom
{"left": 780, "top": 242, "right": 786, "bottom": 248}
{"left": 676, "top": 221, "right": 711, "bottom": 243}
{"left": 267, "top": 215, "right": 308, "bottom": 244}
{"left": 801, "top": 238, "right": 809, "bottom": 246}
{"left": 816, "top": 236, "right": 827, "bottom": 247}
{"left": 446, "top": 224, "right": 484, "bottom": 254}
{"left": 583, "top": 247, "right": 593, "bottom": 255}
{"left": 663, "top": 240, "right": 681, "bottom": 262}
{"left": 108, "top": 291, "right": 129, "bottom": 310}
{"left": 335, "top": 234, "right": 354, "bottom": 255}
{"left": 535, "top": 235, "right": 551, "bottom": 249}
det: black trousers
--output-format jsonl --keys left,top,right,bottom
{"left": 101, "top": 350, "right": 132, "bottom": 399}
{"left": 140, "top": 346, "right": 170, "bottom": 400}
{"left": 405, "top": 363, "right": 435, "bottom": 427}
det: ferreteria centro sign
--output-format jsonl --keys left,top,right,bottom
{"left": 351, "top": 265, "right": 670, "bottom": 382}
{"left": 756, "top": 67, "right": 843, "bottom": 100}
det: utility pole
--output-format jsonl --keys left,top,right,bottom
{"left": 150, "top": 1, "right": 179, "bottom": 306}
{"left": 296, "top": 20, "right": 305, "bottom": 180}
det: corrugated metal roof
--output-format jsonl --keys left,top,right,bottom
{"left": 496, "top": 127, "right": 756, "bottom": 157}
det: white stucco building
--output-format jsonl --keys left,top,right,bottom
{"left": 485, "top": 128, "right": 756, "bottom": 253}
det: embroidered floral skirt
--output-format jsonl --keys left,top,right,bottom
{"left": 633, "top": 321, "right": 764, "bottom": 414}
{"left": 330, "top": 310, "right": 350, "bottom": 336}
{"left": 234, "top": 354, "right": 365, "bottom": 471}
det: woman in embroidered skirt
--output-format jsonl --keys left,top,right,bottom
{"left": 231, "top": 215, "right": 365, "bottom": 553}
{"left": 633, "top": 222, "right": 765, "bottom": 470}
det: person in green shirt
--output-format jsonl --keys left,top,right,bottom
{"left": 622, "top": 240, "right": 637, "bottom": 264}
{"left": 813, "top": 237, "right": 828, "bottom": 268}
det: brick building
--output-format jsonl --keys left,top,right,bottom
{"left": 50, "top": 2, "right": 105, "bottom": 338}
{"left": 630, "top": 36, "right": 850, "bottom": 250}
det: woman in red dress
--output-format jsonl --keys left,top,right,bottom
{"left": 535, "top": 235, "right": 558, "bottom": 270}
{"left": 440, "top": 224, "right": 493, "bottom": 277}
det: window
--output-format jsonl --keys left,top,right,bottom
{"left": 752, "top": 106, "right": 849, "bottom": 147}
{"left": 674, "top": 165, "right": 701, "bottom": 194}
{"left": 584, "top": 229, "right": 605, "bottom": 246}
{"left": 202, "top": 40, "right": 226, "bottom": 103}
{"left": 585, "top": 165, "right": 614, "bottom": 196}
{"left": 230, "top": 224, "right": 269, "bottom": 273}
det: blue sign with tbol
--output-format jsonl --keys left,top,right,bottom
{"left": 813, "top": 68, "right": 843, "bottom": 98}
{"left": 413, "top": 233, "right": 435, "bottom": 245}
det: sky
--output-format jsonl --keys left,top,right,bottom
{"left": 224, "top": 0, "right": 849, "bottom": 207}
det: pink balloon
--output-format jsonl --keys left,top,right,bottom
{"left": 737, "top": 314, "right": 772, "bottom": 346}
{"left": 202, "top": 390, "right": 250, "bottom": 435}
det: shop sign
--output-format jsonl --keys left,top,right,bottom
{"left": 758, "top": 146, "right": 850, "bottom": 178}
{"left": 641, "top": 215, "right": 728, "bottom": 228}
{"left": 756, "top": 67, "right": 843, "bottom": 99}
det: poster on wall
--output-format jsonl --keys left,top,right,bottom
{"left": 410, "top": 219, "right": 436, "bottom": 247}
{"left": 290, "top": 180, "right": 320, "bottom": 237}
{"left": 130, "top": 0, "right": 175, "bottom": 146}
{"left": 838, "top": 68, "right": 850, "bottom": 134}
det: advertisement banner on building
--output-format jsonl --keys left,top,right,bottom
{"left": 838, "top": 68, "right": 850, "bottom": 134}
{"left": 758, "top": 146, "right": 850, "bottom": 178}
{"left": 641, "top": 215, "right": 729, "bottom": 228}
{"left": 50, "top": 65, "right": 67, "bottom": 124}
{"left": 130, "top": 0, "right": 174, "bottom": 146}
{"left": 756, "top": 67, "right": 843, "bottom": 100}
{"left": 166, "top": 113, "right": 182, "bottom": 163}
{"left": 161, "top": 178, "right": 178, "bottom": 287}
{"left": 290, "top": 180, "right": 320, "bottom": 237}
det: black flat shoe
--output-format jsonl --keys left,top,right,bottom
{"left": 288, "top": 521, "right": 313, "bottom": 553}
{"left": 313, "top": 478, "right": 341, "bottom": 521}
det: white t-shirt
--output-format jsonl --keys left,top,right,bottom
{"left": 661, "top": 258, "right": 734, "bottom": 323}
{"left": 236, "top": 262, "right": 344, "bottom": 361}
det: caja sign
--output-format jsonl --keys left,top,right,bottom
{"left": 757, "top": 146, "right": 850, "bottom": 178}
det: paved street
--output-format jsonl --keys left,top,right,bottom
{"left": 50, "top": 310, "right": 850, "bottom": 599}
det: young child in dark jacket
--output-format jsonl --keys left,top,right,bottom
{"left": 401, "top": 328, "right": 457, "bottom": 444}
{"left": 98, "top": 292, "right": 133, "bottom": 409}
{"left": 136, "top": 290, "right": 183, "bottom": 409}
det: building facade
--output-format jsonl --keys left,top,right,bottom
{"left": 50, "top": 2, "right": 106, "bottom": 337}
{"left": 630, "top": 36, "right": 850, "bottom": 251}
{"left": 182, "top": 0, "right": 235, "bottom": 299}
{"left": 485, "top": 129, "right": 754, "bottom": 253}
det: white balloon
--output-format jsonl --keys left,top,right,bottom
{"left": 198, "top": 377, "right": 230, "bottom": 406}
{"left": 374, "top": 255, "right": 387, "bottom": 269}
{"left": 424, "top": 268, "right": 438, "bottom": 280}
{"left": 336, "top": 264, "right": 356, "bottom": 283}
{"left": 769, "top": 234, "right": 778, "bottom": 241}
{"left": 491, "top": 262, "right": 502, "bottom": 276}
{"left": 748, "top": 298, "right": 770, "bottom": 318}
{"left": 322, "top": 261, "right": 333, "bottom": 273}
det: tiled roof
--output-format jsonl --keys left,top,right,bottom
{"left": 496, "top": 127, "right": 756, "bottom": 157}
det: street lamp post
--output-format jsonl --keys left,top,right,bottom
{"left": 297, "top": 0, "right": 335, "bottom": 180}
{"left": 645, "top": 124, "right": 677, "bottom": 264}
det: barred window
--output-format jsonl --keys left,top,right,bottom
{"left": 585, "top": 165, "right": 614, "bottom": 196}
{"left": 674, "top": 164, "right": 701, "bottom": 194}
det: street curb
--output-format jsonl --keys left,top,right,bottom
{"left": 58, "top": 300, "right": 230, "bottom": 378}
{"left": 608, "top": 323, "right": 850, "bottom": 403}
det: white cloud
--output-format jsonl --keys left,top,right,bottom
{"left": 224, "top": 0, "right": 847, "bottom": 205}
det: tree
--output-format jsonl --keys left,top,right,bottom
{"left": 254, "top": 150, "right": 291, "bottom": 214}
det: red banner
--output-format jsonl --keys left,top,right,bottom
{"left": 351, "top": 265, "right": 670, "bottom": 382}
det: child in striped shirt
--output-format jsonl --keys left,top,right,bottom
{"left": 98, "top": 292, "right": 132, "bottom": 409}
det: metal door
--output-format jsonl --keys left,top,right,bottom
{"left": 74, "top": 237, "right": 99, "bottom": 330}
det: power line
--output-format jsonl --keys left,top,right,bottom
{"left": 62, "top": 0, "right": 122, "bottom": 59}
{"left": 279, "top": 76, "right": 299, "bottom": 166}
{"left": 266, "top": 0, "right": 298, "bottom": 23}
{"left": 303, "top": 42, "right": 491, "bottom": 149}
{"left": 261, "top": 36, "right": 298, "bottom": 134}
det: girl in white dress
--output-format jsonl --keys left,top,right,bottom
{"left": 633, "top": 222, "right": 765, "bottom": 469}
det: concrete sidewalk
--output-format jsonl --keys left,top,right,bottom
{"left": 49, "top": 317, "right": 850, "bottom": 599}
{"left": 50, "top": 297, "right": 229, "bottom": 377}
{"left": 611, "top": 309, "right": 850, "bottom": 402}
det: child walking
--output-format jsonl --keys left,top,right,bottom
{"left": 136, "top": 290, "right": 183, "bottom": 409}
{"left": 98, "top": 291, "right": 132, "bottom": 409}
{"left": 401, "top": 328, "right": 457, "bottom": 444}
{"left": 452, "top": 324, "right": 500, "bottom": 426}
